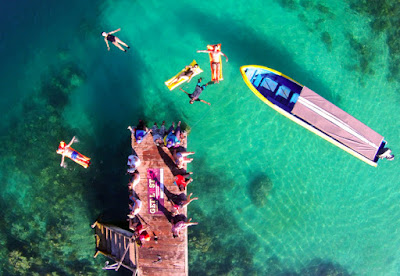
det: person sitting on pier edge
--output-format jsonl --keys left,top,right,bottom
{"left": 164, "top": 121, "right": 181, "bottom": 148}
{"left": 130, "top": 217, "right": 150, "bottom": 247}
{"left": 135, "top": 223, "right": 150, "bottom": 245}
{"left": 173, "top": 149, "right": 195, "bottom": 170}
{"left": 174, "top": 173, "right": 193, "bottom": 191}
{"left": 128, "top": 120, "right": 148, "bottom": 145}
{"left": 170, "top": 193, "right": 198, "bottom": 216}
{"left": 151, "top": 121, "right": 166, "bottom": 146}
{"left": 171, "top": 216, "right": 198, "bottom": 238}
{"left": 128, "top": 195, "right": 142, "bottom": 218}
{"left": 163, "top": 186, "right": 198, "bottom": 215}
{"left": 377, "top": 147, "right": 395, "bottom": 161}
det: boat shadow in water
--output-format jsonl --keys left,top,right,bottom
{"left": 175, "top": 6, "right": 341, "bottom": 104}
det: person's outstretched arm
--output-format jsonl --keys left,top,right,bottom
{"left": 109, "top": 28, "right": 121, "bottom": 34}
{"left": 104, "top": 38, "right": 110, "bottom": 51}
{"left": 221, "top": 51, "right": 228, "bottom": 62}
{"left": 67, "top": 136, "right": 76, "bottom": 147}
{"left": 197, "top": 50, "right": 211, "bottom": 53}
{"left": 200, "top": 99, "right": 211, "bottom": 106}
{"left": 60, "top": 154, "right": 66, "bottom": 167}
{"left": 179, "top": 87, "right": 190, "bottom": 95}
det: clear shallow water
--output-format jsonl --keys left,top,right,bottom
{"left": 1, "top": 0, "right": 400, "bottom": 275}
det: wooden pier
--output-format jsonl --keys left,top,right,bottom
{"left": 93, "top": 130, "right": 189, "bottom": 276}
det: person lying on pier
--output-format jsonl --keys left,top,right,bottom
{"left": 164, "top": 121, "right": 181, "bottom": 148}
{"left": 171, "top": 217, "right": 198, "bottom": 238}
{"left": 57, "top": 136, "right": 91, "bottom": 168}
{"left": 127, "top": 154, "right": 141, "bottom": 172}
{"left": 128, "top": 120, "right": 149, "bottom": 146}
{"left": 128, "top": 195, "right": 142, "bottom": 218}
{"left": 179, "top": 78, "right": 213, "bottom": 105}
{"left": 151, "top": 121, "right": 166, "bottom": 146}
{"left": 128, "top": 170, "right": 140, "bottom": 190}
{"left": 173, "top": 149, "right": 195, "bottom": 170}
{"left": 174, "top": 173, "right": 193, "bottom": 191}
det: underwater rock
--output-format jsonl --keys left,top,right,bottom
{"left": 300, "top": 0, "right": 313, "bottom": 9}
{"left": 321, "top": 31, "right": 332, "bottom": 52}
{"left": 249, "top": 174, "right": 273, "bottom": 207}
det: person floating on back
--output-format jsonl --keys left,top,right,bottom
{"left": 102, "top": 28, "right": 130, "bottom": 52}
{"left": 197, "top": 44, "right": 228, "bottom": 83}
{"left": 57, "top": 136, "right": 91, "bottom": 168}
{"left": 179, "top": 78, "right": 213, "bottom": 106}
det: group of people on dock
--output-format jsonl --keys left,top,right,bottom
{"left": 126, "top": 119, "right": 199, "bottom": 246}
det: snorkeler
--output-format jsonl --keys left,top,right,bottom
{"left": 102, "top": 28, "right": 130, "bottom": 52}
{"left": 179, "top": 78, "right": 213, "bottom": 105}
{"left": 57, "top": 136, "right": 91, "bottom": 168}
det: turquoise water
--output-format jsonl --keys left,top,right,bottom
{"left": 1, "top": 0, "right": 400, "bottom": 275}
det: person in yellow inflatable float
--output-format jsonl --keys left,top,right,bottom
{"left": 57, "top": 136, "right": 91, "bottom": 168}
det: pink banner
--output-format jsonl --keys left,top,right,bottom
{"left": 147, "top": 168, "right": 164, "bottom": 214}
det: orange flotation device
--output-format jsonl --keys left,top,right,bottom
{"left": 57, "top": 141, "right": 91, "bottom": 168}
{"left": 207, "top": 44, "right": 223, "bottom": 82}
